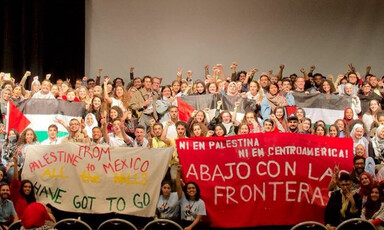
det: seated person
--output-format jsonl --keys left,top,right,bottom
{"left": 0, "top": 183, "right": 18, "bottom": 229}
{"left": 324, "top": 173, "right": 362, "bottom": 230}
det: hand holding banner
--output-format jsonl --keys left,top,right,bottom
{"left": 22, "top": 143, "right": 173, "bottom": 217}
{"left": 177, "top": 133, "right": 353, "bottom": 228}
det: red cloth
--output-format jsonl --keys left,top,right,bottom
{"left": 61, "top": 95, "right": 80, "bottom": 102}
{"left": 371, "top": 218, "right": 382, "bottom": 226}
{"left": 21, "top": 203, "right": 51, "bottom": 228}
{"left": 10, "top": 179, "right": 28, "bottom": 218}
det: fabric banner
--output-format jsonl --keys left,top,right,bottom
{"left": 177, "top": 133, "right": 353, "bottom": 228}
{"left": 177, "top": 94, "right": 256, "bottom": 122}
{"left": 22, "top": 143, "right": 173, "bottom": 217}
{"left": 293, "top": 93, "right": 351, "bottom": 125}
{"left": 8, "top": 99, "right": 86, "bottom": 141}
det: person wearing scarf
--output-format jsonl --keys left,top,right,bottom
{"left": 84, "top": 113, "right": 98, "bottom": 138}
{"left": 350, "top": 123, "right": 369, "bottom": 154}
{"left": 343, "top": 107, "right": 354, "bottom": 126}
{"left": 226, "top": 82, "right": 239, "bottom": 97}
{"left": 369, "top": 125, "right": 384, "bottom": 165}
{"left": 260, "top": 83, "right": 295, "bottom": 121}
{"left": 358, "top": 172, "right": 375, "bottom": 207}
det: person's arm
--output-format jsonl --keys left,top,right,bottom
{"left": 81, "top": 76, "right": 87, "bottom": 86}
{"left": 176, "top": 165, "right": 182, "bottom": 199}
{"left": 230, "top": 62, "right": 237, "bottom": 81}
{"left": 176, "top": 68, "right": 182, "bottom": 82}
{"left": 56, "top": 119, "right": 73, "bottom": 136}
{"left": 101, "top": 118, "right": 110, "bottom": 144}
{"left": 204, "top": 65, "right": 210, "bottom": 79}
{"left": 300, "top": 68, "right": 308, "bottom": 80}
{"left": 185, "top": 215, "right": 203, "bottom": 230}
{"left": 217, "top": 64, "right": 226, "bottom": 81}
{"left": 215, "top": 101, "right": 222, "bottom": 119}
{"left": 270, "top": 114, "right": 285, "bottom": 132}
{"left": 120, "top": 122, "right": 133, "bottom": 146}
{"left": 347, "top": 191, "right": 358, "bottom": 214}
{"left": 130, "top": 67, "right": 134, "bottom": 81}
{"left": 13, "top": 155, "right": 19, "bottom": 180}
{"left": 308, "top": 65, "right": 315, "bottom": 78}
{"left": 186, "top": 70, "right": 193, "bottom": 83}
{"left": 96, "top": 68, "right": 102, "bottom": 86}
{"left": 204, "top": 108, "right": 213, "bottom": 121}
{"left": 149, "top": 119, "right": 156, "bottom": 138}
{"left": 103, "top": 76, "right": 113, "bottom": 104}
{"left": 243, "top": 68, "right": 256, "bottom": 84}
{"left": 19, "top": 71, "right": 31, "bottom": 88}
{"left": 277, "top": 64, "right": 284, "bottom": 80}
{"left": 81, "top": 128, "right": 91, "bottom": 144}
{"left": 328, "top": 165, "right": 339, "bottom": 191}
{"left": 356, "top": 71, "right": 363, "bottom": 85}
{"left": 161, "top": 121, "right": 170, "bottom": 139}
{"left": 232, "top": 101, "right": 240, "bottom": 123}
{"left": 159, "top": 121, "right": 171, "bottom": 146}
{"left": 334, "top": 74, "right": 344, "bottom": 87}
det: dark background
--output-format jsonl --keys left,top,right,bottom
{"left": 0, "top": 0, "right": 85, "bottom": 89}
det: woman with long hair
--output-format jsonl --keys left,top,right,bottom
{"left": 334, "top": 119, "right": 349, "bottom": 138}
{"left": 328, "top": 125, "right": 340, "bottom": 137}
{"left": 361, "top": 184, "right": 384, "bottom": 229}
{"left": 187, "top": 110, "right": 209, "bottom": 137}
{"left": 358, "top": 172, "right": 375, "bottom": 207}
{"left": 77, "top": 86, "right": 91, "bottom": 109}
{"left": 180, "top": 181, "right": 207, "bottom": 230}
{"left": 190, "top": 122, "right": 208, "bottom": 138}
{"left": 157, "top": 165, "right": 182, "bottom": 220}
{"left": 314, "top": 124, "right": 327, "bottom": 136}
{"left": 87, "top": 95, "right": 104, "bottom": 125}
{"left": 363, "top": 99, "right": 381, "bottom": 133}
{"left": 104, "top": 77, "right": 131, "bottom": 111}
{"left": 260, "top": 83, "right": 295, "bottom": 121}
{"left": 10, "top": 156, "right": 36, "bottom": 218}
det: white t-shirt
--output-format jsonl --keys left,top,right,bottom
{"left": 108, "top": 133, "right": 131, "bottom": 147}
{"left": 32, "top": 91, "right": 55, "bottom": 99}
{"left": 41, "top": 137, "right": 62, "bottom": 145}
{"left": 157, "top": 192, "right": 180, "bottom": 219}
{"left": 180, "top": 195, "right": 206, "bottom": 221}
{"left": 162, "top": 121, "right": 177, "bottom": 139}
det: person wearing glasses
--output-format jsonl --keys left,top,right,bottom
{"left": 324, "top": 173, "right": 362, "bottom": 230}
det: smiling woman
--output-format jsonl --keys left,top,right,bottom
{"left": 180, "top": 181, "right": 207, "bottom": 230}
{"left": 9, "top": 155, "right": 36, "bottom": 220}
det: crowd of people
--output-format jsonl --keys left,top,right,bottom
{"left": 0, "top": 62, "right": 383, "bottom": 229}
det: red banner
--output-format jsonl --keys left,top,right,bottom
{"left": 176, "top": 133, "right": 353, "bottom": 228}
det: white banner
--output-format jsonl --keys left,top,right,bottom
{"left": 22, "top": 143, "right": 173, "bottom": 217}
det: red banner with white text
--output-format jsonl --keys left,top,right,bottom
{"left": 176, "top": 133, "right": 354, "bottom": 228}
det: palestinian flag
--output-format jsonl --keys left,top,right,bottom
{"left": 293, "top": 93, "right": 351, "bottom": 125}
{"left": 176, "top": 94, "right": 256, "bottom": 122}
{"left": 7, "top": 99, "right": 85, "bottom": 142}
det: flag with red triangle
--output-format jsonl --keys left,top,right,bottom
{"left": 6, "top": 99, "right": 85, "bottom": 141}
{"left": 7, "top": 100, "right": 31, "bottom": 134}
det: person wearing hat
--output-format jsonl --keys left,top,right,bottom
{"left": 287, "top": 115, "right": 299, "bottom": 133}
{"left": 21, "top": 202, "right": 55, "bottom": 230}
